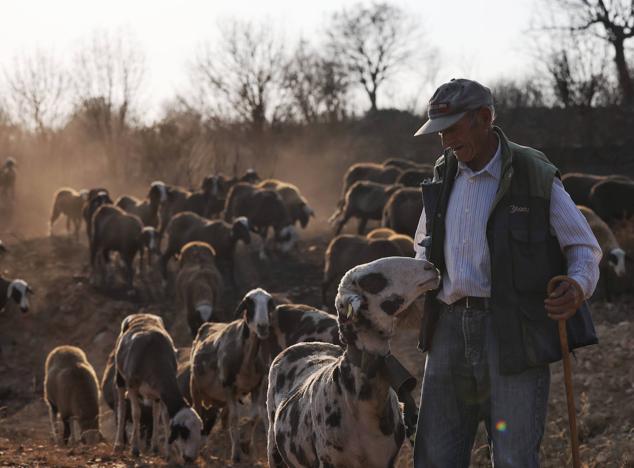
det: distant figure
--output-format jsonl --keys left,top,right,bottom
{"left": 0, "top": 157, "right": 17, "bottom": 202}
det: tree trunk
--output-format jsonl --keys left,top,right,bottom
{"left": 613, "top": 37, "right": 633, "bottom": 105}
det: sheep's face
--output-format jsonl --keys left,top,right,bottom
{"left": 202, "top": 175, "right": 227, "bottom": 197}
{"left": 141, "top": 227, "right": 160, "bottom": 254}
{"left": 121, "top": 313, "right": 164, "bottom": 333}
{"left": 90, "top": 192, "right": 111, "bottom": 212}
{"left": 179, "top": 242, "right": 216, "bottom": 267}
{"left": 79, "top": 428, "right": 103, "bottom": 445}
{"left": 241, "top": 168, "right": 260, "bottom": 184}
{"left": 196, "top": 302, "right": 214, "bottom": 322}
{"left": 149, "top": 181, "right": 168, "bottom": 203}
{"left": 608, "top": 248, "right": 626, "bottom": 277}
{"left": 235, "top": 288, "right": 274, "bottom": 339}
{"left": 169, "top": 407, "right": 203, "bottom": 464}
{"left": 8, "top": 279, "right": 33, "bottom": 313}
{"left": 79, "top": 189, "right": 89, "bottom": 200}
{"left": 335, "top": 257, "right": 440, "bottom": 355}
{"left": 231, "top": 217, "right": 251, "bottom": 245}
{"left": 298, "top": 203, "right": 315, "bottom": 229}
{"left": 275, "top": 225, "right": 298, "bottom": 253}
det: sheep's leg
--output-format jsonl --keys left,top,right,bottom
{"left": 66, "top": 216, "right": 72, "bottom": 236}
{"left": 334, "top": 212, "right": 351, "bottom": 235}
{"left": 258, "top": 228, "right": 269, "bottom": 261}
{"left": 321, "top": 277, "right": 332, "bottom": 308}
{"left": 62, "top": 417, "right": 71, "bottom": 445}
{"left": 47, "top": 402, "right": 60, "bottom": 444}
{"left": 267, "top": 417, "right": 286, "bottom": 468}
{"left": 357, "top": 217, "right": 368, "bottom": 234}
{"left": 114, "top": 384, "right": 126, "bottom": 452}
{"left": 161, "top": 402, "right": 170, "bottom": 458}
{"left": 227, "top": 398, "right": 243, "bottom": 462}
{"left": 150, "top": 399, "right": 161, "bottom": 454}
{"left": 128, "top": 389, "right": 141, "bottom": 456}
{"left": 49, "top": 206, "right": 61, "bottom": 236}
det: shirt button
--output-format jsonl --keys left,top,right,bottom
{"left": 465, "top": 208, "right": 470, "bottom": 214}
{"left": 468, "top": 178, "right": 475, "bottom": 184}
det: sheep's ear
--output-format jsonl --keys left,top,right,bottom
{"left": 233, "top": 299, "right": 248, "bottom": 319}
{"left": 27, "top": 285, "right": 34, "bottom": 295}
{"left": 168, "top": 427, "right": 178, "bottom": 444}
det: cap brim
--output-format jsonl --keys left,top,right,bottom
{"left": 414, "top": 112, "right": 466, "bottom": 136}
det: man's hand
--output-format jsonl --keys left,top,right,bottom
{"left": 545, "top": 276, "right": 584, "bottom": 320}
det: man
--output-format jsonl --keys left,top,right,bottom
{"left": 412, "top": 78, "right": 601, "bottom": 467}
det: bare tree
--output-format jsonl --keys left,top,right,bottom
{"left": 190, "top": 20, "right": 287, "bottom": 133}
{"left": 542, "top": 0, "right": 634, "bottom": 105}
{"left": 3, "top": 49, "right": 68, "bottom": 134}
{"left": 70, "top": 29, "right": 146, "bottom": 174}
{"left": 284, "top": 40, "right": 350, "bottom": 123}
{"left": 325, "top": 2, "right": 428, "bottom": 112}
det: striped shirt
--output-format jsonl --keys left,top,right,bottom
{"left": 414, "top": 140, "right": 602, "bottom": 304}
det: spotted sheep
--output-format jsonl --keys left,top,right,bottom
{"left": 44, "top": 345, "right": 103, "bottom": 445}
{"left": 113, "top": 313, "right": 203, "bottom": 462}
{"left": 49, "top": 187, "right": 89, "bottom": 238}
{"left": 267, "top": 256, "right": 440, "bottom": 468}
{"left": 0, "top": 276, "right": 34, "bottom": 313}
{"left": 189, "top": 288, "right": 276, "bottom": 463}
{"left": 175, "top": 241, "right": 225, "bottom": 337}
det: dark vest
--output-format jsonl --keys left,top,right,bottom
{"left": 419, "top": 127, "right": 597, "bottom": 375}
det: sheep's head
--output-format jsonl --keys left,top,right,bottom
{"left": 89, "top": 191, "right": 111, "bottom": 212}
{"left": 234, "top": 288, "right": 274, "bottom": 339}
{"left": 275, "top": 225, "right": 298, "bottom": 253}
{"left": 169, "top": 407, "right": 203, "bottom": 464}
{"left": 140, "top": 227, "right": 160, "bottom": 254}
{"left": 120, "top": 313, "right": 164, "bottom": 334}
{"left": 335, "top": 257, "right": 440, "bottom": 355}
{"left": 78, "top": 189, "right": 89, "bottom": 200}
{"left": 607, "top": 248, "right": 626, "bottom": 277}
{"left": 298, "top": 202, "right": 315, "bottom": 229}
{"left": 149, "top": 181, "right": 168, "bottom": 204}
{"left": 241, "top": 168, "right": 260, "bottom": 184}
{"left": 8, "top": 279, "right": 33, "bottom": 313}
{"left": 231, "top": 217, "right": 251, "bottom": 245}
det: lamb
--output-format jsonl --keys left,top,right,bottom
{"left": 160, "top": 211, "right": 250, "bottom": 279}
{"left": 49, "top": 188, "right": 88, "bottom": 238}
{"left": 175, "top": 241, "right": 226, "bottom": 337}
{"left": 338, "top": 162, "right": 402, "bottom": 207}
{"left": 113, "top": 313, "right": 203, "bottom": 462}
{"left": 257, "top": 179, "right": 315, "bottom": 228}
{"left": 200, "top": 169, "right": 261, "bottom": 218}
{"left": 189, "top": 288, "right": 276, "bottom": 462}
{"left": 329, "top": 181, "right": 403, "bottom": 235}
{"left": 321, "top": 234, "right": 404, "bottom": 307}
{"left": 0, "top": 276, "right": 33, "bottom": 313}
{"left": 589, "top": 177, "right": 634, "bottom": 223}
{"left": 224, "top": 182, "right": 298, "bottom": 258}
{"left": 101, "top": 350, "right": 153, "bottom": 446}
{"left": 267, "top": 256, "right": 440, "bottom": 468}
{"left": 578, "top": 205, "right": 626, "bottom": 300}
{"left": 82, "top": 188, "right": 112, "bottom": 241}
{"left": 381, "top": 187, "right": 423, "bottom": 238}
{"left": 44, "top": 345, "right": 103, "bottom": 445}
{"left": 115, "top": 194, "right": 160, "bottom": 228}
{"left": 90, "top": 205, "right": 145, "bottom": 288}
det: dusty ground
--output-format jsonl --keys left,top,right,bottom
{"left": 0, "top": 221, "right": 633, "bottom": 467}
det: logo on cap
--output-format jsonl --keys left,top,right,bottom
{"left": 430, "top": 102, "right": 450, "bottom": 114}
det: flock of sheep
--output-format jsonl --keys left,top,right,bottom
{"left": 3, "top": 153, "right": 633, "bottom": 467}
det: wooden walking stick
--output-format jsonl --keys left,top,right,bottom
{"left": 547, "top": 276, "right": 582, "bottom": 468}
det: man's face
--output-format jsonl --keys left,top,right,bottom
{"left": 438, "top": 108, "right": 490, "bottom": 164}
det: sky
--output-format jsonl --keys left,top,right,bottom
{"left": 0, "top": 0, "right": 536, "bottom": 119}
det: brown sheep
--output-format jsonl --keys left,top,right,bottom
{"left": 382, "top": 157, "right": 423, "bottom": 170}
{"left": 114, "top": 313, "right": 203, "bottom": 461}
{"left": 82, "top": 188, "right": 112, "bottom": 241}
{"left": 321, "top": 233, "right": 403, "bottom": 307}
{"left": 330, "top": 181, "right": 403, "bottom": 235}
{"left": 395, "top": 167, "right": 434, "bottom": 187}
{"left": 578, "top": 205, "right": 626, "bottom": 301}
{"left": 257, "top": 178, "right": 315, "bottom": 228}
{"left": 90, "top": 205, "right": 144, "bottom": 288}
{"left": 381, "top": 186, "right": 423, "bottom": 238}
{"left": 160, "top": 211, "right": 250, "bottom": 280}
{"left": 175, "top": 241, "right": 225, "bottom": 337}
{"left": 338, "top": 162, "right": 402, "bottom": 206}
{"left": 149, "top": 181, "right": 218, "bottom": 234}
{"left": 115, "top": 194, "right": 161, "bottom": 228}
{"left": 49, "top": 188, "right": 88, "bottom": 238}
{"left": 44, "top": 345, "right": 103, "bottom": 445}
{"left": 367, "top": 227, "right": 415, "bottom": 256}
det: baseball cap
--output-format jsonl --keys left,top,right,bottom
{"left": 414, "top": 78, "right": 494, "bottom": 136}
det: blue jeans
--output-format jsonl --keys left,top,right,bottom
{"left": 413, "top": 304, "right": 550, "bottom": 467}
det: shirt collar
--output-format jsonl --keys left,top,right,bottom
{"left": 455, "top": 136, "right": 502, "bottom": 181}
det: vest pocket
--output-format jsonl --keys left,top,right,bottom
{"left": 510, "top": 228, "right": 549, "bottom": 293}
